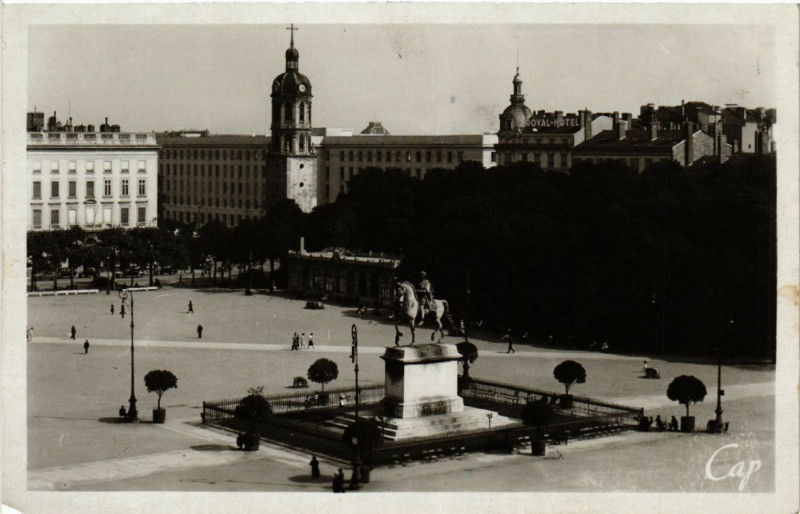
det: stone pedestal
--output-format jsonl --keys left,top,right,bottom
{"left": 327, "top": 343, "right": 516, "bottom": 440}
{"left": 381, "top": 344, "right": 464, "bottom": 419}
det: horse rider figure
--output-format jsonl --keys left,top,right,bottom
{"left": 390, "top": 277, "right": 403, "bottom": 320}
{"left": 418, "top": 271, "right": 434, "bottom": 320}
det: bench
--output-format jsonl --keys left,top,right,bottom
{"left": 28, "top": 289, "right": 99, "bottom": 297}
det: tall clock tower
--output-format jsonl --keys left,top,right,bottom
{"left": 267, "top": 24, "right": 317, "bottom": 213}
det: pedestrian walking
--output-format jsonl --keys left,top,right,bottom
{"left": 26, "top": 326, "right": 33, "bottom": 342}
{"left": 504, "top": 329, "right": 515, "bottom": 353}
{"left": 642, "top": 360, "right": 649, "bottom": 373}
{"left": 309, "top": 455, "right": 320, "bottom": 479}
{"left": 300, "top": 332, "right": 306, "bottom": 350}
{"left": 187, "top": 301, "right": 194, "bottom": 314}
{"left": 291, "top": 332, "right": 299, "bottom": 351}
{"left": 197, "top": 324, "right": 203, "bottom": 339}
{"left": 121, "top": 304, "right": 126, "bottom": 319}
{"left": 71, "top": 325, "right": 77, "bottom": 340}
{"left": 83, "top": 339, "right": 90, "bottom": 354}
{"left": 110, "top": 303, "right": 115, "bottom": 315}
{"left": 308, "top": 332, "right": 314, "bottom": 349}
{"left": 119, "top": 405, "right": 127, "bottom": 417}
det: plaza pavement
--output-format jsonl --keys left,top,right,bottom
{"left": 25, "top": 287, "right": 776, "bottom": 494}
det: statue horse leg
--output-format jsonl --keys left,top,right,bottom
{"left": 408, "top": 318, "right": 416, "bottom": 344}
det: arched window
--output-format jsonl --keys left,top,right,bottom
{"left": 284, "top": 137, "right": 291, "bottom": 154}
{"left": 299, "top": 102, "right": 305, "bottom": 123}
{"left": 307, "top": 104, "right": 311, "bottom": 125}
{"left": 284, "top": 103, "right": 293, "bottom": 123}
{"left": 272, "top": 104, "right": 280, "bottom": 124}
{"left": 299, "top": 134, "right": 305, "bottom": 152}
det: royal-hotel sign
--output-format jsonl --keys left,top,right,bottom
{"left": 528, "top": 117, "right": 580, "bottom": 129}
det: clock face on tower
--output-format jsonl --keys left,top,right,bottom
{"left": 298, "top": 84, "right": 306, "bottom": 93}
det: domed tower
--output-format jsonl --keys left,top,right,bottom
{"left": 267, "top": 24, "right": 317, "bottom": 213}
{"left": 498, "top": 68, "right": 532, "bottom": 134}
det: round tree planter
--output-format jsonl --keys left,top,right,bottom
{"left": 152, "top": 408, "right": 166, "bottom": 424}
{"left": 531, "top": 440, "right": 547, "bottom": 456}
{"left": 243, "top": 434, "right": 260, "bottom": 451}
{"left": 680, "top": 416, "right": 695, "bottom": 433}
{"left": 559, "top": 395, "right": 574, "bottom": 409}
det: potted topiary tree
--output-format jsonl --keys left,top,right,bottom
{"left": 234, "top": 394, "right": 272, "bottom": 451}
{"left": 342, "top": 419, "right": 384, "bottom": 483}
{"left": 553, "top": 360, "right": 586, "bottom": 409}
{"left": 144, "top": 369, "right": 178, "bottom": 424}
{"left": 456, "top": 341, "right": 478, "bottom": 392}
{"left": 520, "top": 399, "right": 555, "bottom": 456}
{"left": 307, "top": 358, "right": 339, "bottom": 405}
{"left": 667, "top": 375, "right": 707, "bottom": 433}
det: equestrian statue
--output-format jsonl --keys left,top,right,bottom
{"left": 392, "top": 272, "right": 455, "bottom": 345}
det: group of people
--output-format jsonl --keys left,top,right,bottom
{"left": 291, "top": 332, "right": 314, "bottom": 350}
{"left": 69, "top": 325, "right": 91, "bottom": 354}
{"left": 306, "top": 456, "right": 351, "bottom": 493}
{"left": 640, "top": 414, "right": 680, "bottom": 432}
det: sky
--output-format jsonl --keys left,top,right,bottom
{"left": 28, "top": 24, "right": 776, "bottom": 135}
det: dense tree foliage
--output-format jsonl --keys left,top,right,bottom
{"left": 667, "top": 375, "right": 708, "bottom": 417}
{"left": 553, "top": 360, "right": 587, "bottom": 395}
{"left": 144, "top": 369, "right": 178, "bottom": 411}
{"left": 307, "top": 358, "right": 339, "bottom": 391}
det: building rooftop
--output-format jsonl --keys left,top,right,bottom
{"left": 291, "top": 247, "right": 401, "bottom": 266}
{"left": 28, "top": 131, "right": 158, "bottom": 147}
{"left": 573, "top": 129, "right": 683, "bottom": 154}
{"left": 157, "top": 134, "right": 271, "bottom": 146}
{"left": 321, "top": 134, "right": 493, "bottom": 147}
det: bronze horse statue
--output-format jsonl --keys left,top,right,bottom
{"left": 393, "top": 281, "right": 455, "bottom": 345}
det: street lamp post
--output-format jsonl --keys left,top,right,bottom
{"left": 118, "top": 289, "right": 138, "bottom": 421}
{"left": 713, "top": 319, "right": 731, "bottom": 433}
{"left": 348, "top": 324, "right": 362, "bottom": 490}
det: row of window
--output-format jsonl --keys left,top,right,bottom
{"left": 328, "top": 149, "right": 464, "bottom": 164}
{"left": 328, "top": 167, "right": 432, "bottom": 183}
{"left": 31, "top": 206, "right": 148, "bottom": 229}
{"left": 500, "top": 152, "right": 569, "bottom": 168}
{"left": 164, "top": 209, "right": 254, "bottom": 227}
{"left": 32, "top": 160, "right": 148, "bottom": 173}
{"left": 501, "top": 136, "right": 573, "bottom": 146}
{"left": 161, "top": 148, "right": 267, "bottom": 161}
{"left": 161, "top": 163, "right": 267, "bottom": 179}
{"left": 32, "top": 179, "right": 146, "bottom": 200}
{"left": 166, "top": 195, "right": 264, "bottom": 210}
{"left": 163, "top": 179, "right": 258, "bottom": 197}
{"left": 272, "top": 102, "right": 311, "bottom": 125}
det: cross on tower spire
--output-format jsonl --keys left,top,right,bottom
{"left": 287, "top": 23, "right": 298, "bottom": 48}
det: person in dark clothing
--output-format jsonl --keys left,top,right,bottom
{"left": 310, "top": 455, "right": 320, "bottom": 479}
{"left": 236, "top": 434, "right": 244, "bottom": 449}
{"left": 121, "top": 304, "right": 126, "bottom": 319}
{"left": 308, "top": 332, "right": 314, "bottom": 349}
{"left": 670, "top": 416, "right": 679, "bottom": 431}
{"left": 504, "top": 329, "right": 515, "bottom": 353}
{"left": 187, "top": 301, "right": 194, "bottom": 314}
{"left": 71, "top": 325, "right": 76, "bottom": 340}
{"left": 83, "top": 339, "right": 90, "bottom": 354}
{"left": 332, "top": 469, "right": 346, "bottom": 493}
{"left": 119, "top": 405, "right": 127, "bottom": 417}
{"left": 197, "top": 324, "right": 203, "bottom": 339}
{"left": 110, "top": 303, "right": 115, "bottom": 315}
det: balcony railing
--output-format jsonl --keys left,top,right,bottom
{"left": 28, "top": 132, "right": 157, "bottom": 146}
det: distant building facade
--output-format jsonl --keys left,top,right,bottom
{"left": 316, "top": 128, "right": 498, "bottom": 203}
{"left": 27, "top": 112, "right": 158, "bottom": 231}
{"left": 495, "top": 68, "right": 613, "bottom": 170}
{"left": 157, "top": 133, "right": 270, "bottom": 227}
{"left": 286, "top": 238, "right": 401, "bottom": 307}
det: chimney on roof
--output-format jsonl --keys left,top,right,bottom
{"left": 615, "top": 118, "right": 628, "bottom": 140}
{"left": 736, "top": 107, "right": 747, "bottom": 120}
{"left": 299, "top": 236, "right": 305, "bottom": 256}
{"left": 682, "top": 121, "right": 695, "bottom": 166}
{"left": 579, "top": 109, "right": 593, "bottom": 141}
{"left": 681, "top": 100, "right": 685, "bottom": 120}
{"left": 757, "top": 107, "right": 766, "bottom": 120}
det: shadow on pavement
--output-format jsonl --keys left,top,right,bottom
{"left": 288, "top": 475, "right": 333, "bottom": 484}
{"left": 97, "top": 417, "right": 131, "bottom": 424}
{"left": 190, "top": 444, "right": 236, "bottom": 452}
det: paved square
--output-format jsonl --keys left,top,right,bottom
{"left": 27, "top": 287, "right": 775, "bottom": 493}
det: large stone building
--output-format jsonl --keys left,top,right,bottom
{"left": 27, "top": 112, "right": 158, "bottom": 231}
{"left": 157, "top": 133, "right": 271, "bottom": 226}
{"left": 316, "top": 127, "right": 497, "bottom": 203}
